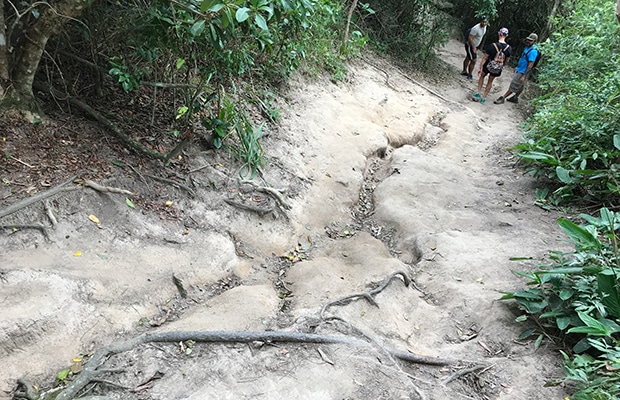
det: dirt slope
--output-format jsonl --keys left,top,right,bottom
{"left": 1, "top": 39, "right": 572, "bottom": 399}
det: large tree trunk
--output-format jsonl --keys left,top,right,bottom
{"left": 0, "top": 0, "right": 93, "bottom": 117}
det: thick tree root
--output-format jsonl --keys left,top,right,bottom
{"left": 0, "top": 224, "right": 50, "bottom": 242}
{"left": 40, "top": 327, "right": 464, "bottom": 400}
{"left": 0, "top": 176, "right": 77, "bottom": 219}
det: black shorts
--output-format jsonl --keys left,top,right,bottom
{"left": 482, "top": 62, "right": 501, "bottom": 77}
{"left": 465, "top": 44, "right": 477, "bottom": 60}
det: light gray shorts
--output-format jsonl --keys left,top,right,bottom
{"left": 509, "top": 72, "right": 526, "bottom": 93}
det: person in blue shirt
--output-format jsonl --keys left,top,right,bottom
{"left": 494, "top": 33, "right": 539, "bottom": 104}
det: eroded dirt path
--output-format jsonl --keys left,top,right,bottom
{"left": 1, "top": 40, "right": 570, "bottom": 399}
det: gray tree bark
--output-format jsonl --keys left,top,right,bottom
{"left": 0, "top": 0, "right": 93, "bottom": 114}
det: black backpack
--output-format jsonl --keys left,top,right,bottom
{"left": 524, "top": 46, "right": 543, "bottom": 68}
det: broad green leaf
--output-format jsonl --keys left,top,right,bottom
{"left": 254, "top": 14, "right": 268, "bottom": 30}
{"left": 567, "top": 312, "right": 609, "bottom": 336}
{"left": 534, "top": 334, "right": 543, "bottom": 350}
{"left": 559, "top": 289, "right": 573, "bottom": 300}
{"left": 515, "top": 315, "right": 527, "bottom": 322}
{"left": 597, "top": 273, "right": 620, "bottom": 319}
{"left": 556, "top": 316, "right": 571, "bottom": 330}
{"left": 556, "top": 166, "right": 572, "bottom": 183}
{"left": 558, "top": 218, "right": 601, "bottom": 250}
{"left": 614, "top": 134, "right": 620, "bottom": 150}
{"left": 176, "top": 58, "right": 186, "bottom": 69}
{"left": 202, "top": 0, "right": 224, "bottom": 12}
{"left": 236, "top": 7, "right": 250, "bottom": 22}
{"left": 190, "top": 20, "right": 206, "bottom": 36}
{"left": 518, "top": 328, "right": 536, "bottom": 339}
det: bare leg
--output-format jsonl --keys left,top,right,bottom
{"left": 476, "top": 72, "right": 486, "bottom": 94}
{"left": 468, "top": 59, "right": 477, "bottom": 77}
{"left": 483, "top": 75, "right": 496, "bottom": 99}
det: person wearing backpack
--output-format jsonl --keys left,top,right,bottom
{"left": 494, "top": 33, "right": 540, "bottom": 104}
{"left": 461, "top": 17, "right": 488, "bottom": 82}
{"left": 472, "top": 28, "right": 512, "bottom": 104}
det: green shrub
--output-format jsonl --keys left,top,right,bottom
{"left": 502, "top": 207, "right": 620, "bottom": 399}
{"left": 512, "top": 0, "right": 620, "bottom": 205}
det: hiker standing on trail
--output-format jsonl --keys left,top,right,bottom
{"left": 494, "top": 33, "right": 539, "bottom": 104}
{"left": 461, "top": 17, "right": 488, "bottom": 82}
{"left": 473, "top": 28, "right": 512, "bottom": 104}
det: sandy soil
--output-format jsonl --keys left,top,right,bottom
{"left": 1, "top": 39, "right": 573, "bottom": 399}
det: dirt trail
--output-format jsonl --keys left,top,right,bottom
{"left": 1, "top": 40, "right": 571, "bottom": 399}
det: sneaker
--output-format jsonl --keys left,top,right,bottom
{"left": 460, "top": 71, "right": 469, "bottom": 76}
{"left": 480, "top": 98, "right": 486, "bottom": 104}
{"left": 494, "top": 96, "right": 505, "bottom": 104}
{"left": 467, "top": 74, "right": 473, "bottom": 81}
{"left": 472, "top": 93, "right": 481, "bottom": 101}
{"left": 507, "top": 96, "right": 519, "bottom": 104}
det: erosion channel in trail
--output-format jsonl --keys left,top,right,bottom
{"left": 1, "top": 39, "right": 572, "bottom": 399}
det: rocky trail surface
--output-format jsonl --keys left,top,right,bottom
{"left": 1, "top": 40, "right": 571, "bottom": 399}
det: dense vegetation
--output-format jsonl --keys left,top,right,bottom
{"left": 500, "top": 1, "right": 620, "bottom": 398}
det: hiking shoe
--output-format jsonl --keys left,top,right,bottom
{"left": 507, "top": 96, "right": 519, "bottom": 104}
{"left": 494, "top": 96, "right": 505, "bottom": 104}
{"left": 480, "top": 98, "right": 486, "bottom": 104}
{"left": 472, "top": 93, "right": 481, "bottom": 101}
{"left": 460, "top": 71, "right": 469, "bottom": 76}
{"left": 467, "top": 74, "right": 473, "bottom": 81}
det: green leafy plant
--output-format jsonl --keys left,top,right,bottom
{"left": 502, "top": 207, "right": 620, "bottom": 398}
{"left": 512, "top": 0, "right": 620, "bottom": 205}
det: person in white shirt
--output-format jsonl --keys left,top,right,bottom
{"left": 461, "top": 17, "right": 488, "bottom": 81}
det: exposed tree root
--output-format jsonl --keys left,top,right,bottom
{"left": 0, "top": 224, "right": 50, "bottom": 242}
{"left": 16, "top": 271, "right": 481, "bottom": 400}
{"left": 0, "top": 176, "right": 77, "bottom": 219}
{"left": 240, "top": 179, "right": 291, "bottom": 210}
{"left": 441, "top": 364, "right": 492, "bottom": 385}
{"left": 39, "top": 328, "right": 465, "bottom": 400}
{"left": 224, "top": 198, "right": 274, "bottom": 216}
{"left": 78, "top": 179, "right": 135, "bottom": 197}
{"left": 320, "top": 270, "right": 411, "bottom": 318}
{"left": 143, "top": 173, "right": 196, "bottom": 198}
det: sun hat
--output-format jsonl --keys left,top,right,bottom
{"left": 498, "top": 28, "right": 509, "bottom": 36}
{"left": 525, "top": 33, "right": 538, "bottom": 42}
